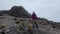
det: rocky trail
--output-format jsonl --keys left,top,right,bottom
{"left": 0, "top": 16, "right": 60, "bottom": 34}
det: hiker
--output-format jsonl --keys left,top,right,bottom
{"left": 31, "top": 12, "right": 38, "bottom": 29}
{"left": 28, "top": 24, "right": 33, "bottom": 34}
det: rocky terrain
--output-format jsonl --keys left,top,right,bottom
{"left": 0, "top": 6, "right": 60, "bottom": 34}
{"left": 0, "top": 16, "right": 60, "bottom": 34}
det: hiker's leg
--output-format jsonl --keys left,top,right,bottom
{"left": 32, "top": 19, "right": 35, "bottom": 28}
{"left": 33, "top": 24, "right": 35, "bottom": 28}
{"left": 35, "top": 20, "right": 38, "bottom": 29}
{"left": 35, "top": 23, "right": 38, "bottom": 29}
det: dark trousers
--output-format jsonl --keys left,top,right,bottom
{"left": 32, "top": 19, "right": 38, "bottom": 29}
{"left": 33, "top": 23, "right": 38, "bottom": 29}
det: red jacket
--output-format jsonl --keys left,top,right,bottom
{"left": 32, "top": 13, "right": 37, "bottom": 20}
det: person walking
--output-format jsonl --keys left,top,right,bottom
{"left": 28, "top": 23, "right": 33, "bottom": 34}
{"left": 31, "top": 12, "right": 38, "bottom": 29}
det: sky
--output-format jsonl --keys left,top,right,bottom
{"left": 0, "top": 0, "right": 60, "bottom": 22}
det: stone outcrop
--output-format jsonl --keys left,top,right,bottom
{"left": 0, "top": 6, "right": 31, "bottom": 18}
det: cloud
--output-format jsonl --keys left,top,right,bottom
{"left": 0, "top": 0, "right": 60, "bottom": 22}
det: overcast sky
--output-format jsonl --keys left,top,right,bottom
{"left": 0, "top": 0, "right": 60, "bottom": 22}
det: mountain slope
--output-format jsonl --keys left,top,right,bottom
{"left": 0, "top": 6, "right": 31, "bottom": 18}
